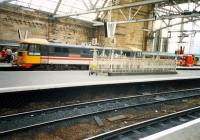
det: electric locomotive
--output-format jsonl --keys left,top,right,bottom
{"left": 16, "top": 38, "right": 134, "bottom": 70}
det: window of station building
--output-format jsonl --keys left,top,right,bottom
{"left": 122, "top": 51, "right": 130, "bottom": 57}
{"left": 98, "top": 49, "right": 103, "bottom": 55}
{"left": 114, "top": 50, "right": 121, "bottom": 55}
{"left": 105, "top": 49, "right": 111, "bottom": 56}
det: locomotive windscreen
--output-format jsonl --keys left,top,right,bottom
{"left": 19, "top": 44, "right": 28, "bottom": 51}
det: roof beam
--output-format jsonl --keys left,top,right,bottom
{"left": 54, "top": 0, "right": 168, "bottom": 18}
{"left": 88, "top": 0, "right": 94, "bottom": 8}
{"left": 53, "top": 0, "right": 62, "bottom": 15}
{"left": 93, "top": 13, "right": 200, "bottom": 26}
{"left": 169, "top": 30, "right": 200, "bottom": 32}
{"left": 132, "top": 6, "right": 143, "bottom": 20}
{"left": 81, "top": 0, "right": 89, "bottom": 10}
{"left": 96, "top": 0, "right": 108, "bottom": 18}
{"left": 157, "top": 7, "right": 179, "bottom": 14}
{"left": 93, "top": 18, "right": 155, "bottom": 26}
{"left": 119, "top": 9, "right": 128, "bottom": 21}
{"left": 154, "top": 17, "right": 200, "bottom": 32}
{"left": 171, "top": 0, "right": 184, "bottom": 13}
{"left": 93, "top": 0, "right": 100, "bottom": 9}
{"left": 161, "top": 13, "right": 200, "bottom": 20}
{"left": 155, "top": 11, "right": 168, "bottom": 26}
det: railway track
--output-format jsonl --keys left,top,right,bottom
{"left": 85, "top": 105, "right": 200, "bottom": 140}
{"left": 1, "top": 88, "right": 200, "bottom": 136}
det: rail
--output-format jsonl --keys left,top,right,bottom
{"left": 0, "top": 88, "right": 200, "bottom": 135}
{"left": 85, "top": 105, "right": 200, "bottom": 140}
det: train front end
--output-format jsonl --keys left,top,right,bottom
{"left": 17, "top": 38, "right": 48, "bottom": 69}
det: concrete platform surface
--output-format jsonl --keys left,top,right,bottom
{"left": 141, "top": 118, "right": 200, "bottom": 140}
{"left": 0, "top": 63, "right": 13, "bottom": 67}
{"left": 0, "top": 70, "right": 200, "bottom": 93}
{"left": 176, "top": 66, "right": 200, "bottom": 70}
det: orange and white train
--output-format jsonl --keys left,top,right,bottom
{"left": 16, "top": 38, "right": 135, "bottom": 70}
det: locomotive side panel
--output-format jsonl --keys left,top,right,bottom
{"left": 41, "top": 45, "right": 92, "bottom": 65}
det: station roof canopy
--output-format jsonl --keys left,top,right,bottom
{"left": 8, "top": 0, "right": 111, "bottom": 22}
{"left": 1, "top": 0, "right": 198, "bottom": 24}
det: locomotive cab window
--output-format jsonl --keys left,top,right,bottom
{"left": 19, "top": 44, "right": 28, "bottom": 51}
{"left": 28, "top": 44, "right": 41, "bottom": 56}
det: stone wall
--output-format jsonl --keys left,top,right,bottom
{"left": 0, "top": 6, "right": 94, "bottom": 45}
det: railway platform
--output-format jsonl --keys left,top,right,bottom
{"left": 176, "top": 66, "right": 200, "bottom": 70}
{"left": 0, "top": 62, "right": 13, "bottom": 67}
{"left": 0, "top": 70, "right": 200, "bottom": 93}
{"left": 141, "top": 117, "right": 200, "bottom": 140}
